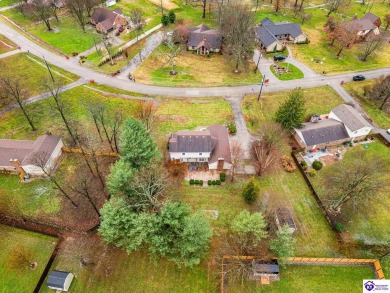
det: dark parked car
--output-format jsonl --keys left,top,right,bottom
{"left": 274, "top": 55, "right": 287, "bottom": 61}
{"left": 353, "top": 75, "right": 365, "bottom": 81}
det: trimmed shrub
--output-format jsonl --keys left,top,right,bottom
{"left": 242, "top": 177, "right": 259, "bottom": 204}
{"left": 226, "top": 121, "right": 237, "bottom": 134}
{"left": 212, "top": 180, "right": 217, "bottom": 185}
{"left": 312, "top": 160, "right": 323, "bottom": 171}
{"left": 220, "top": 173, "right": 226, "bottom": 182}
{"left": 281, "top": 156, "right": 296, "bottom": 172}
{"left": 168, "top": 10, "right": 176, "bottom": 24}
{"left": 300, "top": 160, "right": 308, "bottom": 170}
{"left": 216, "top": 180, "right": 221, "bottom": 185}
{"left": 308, "top": 169, "right": 316, "bottom": 177}
{"left": 334, "top": 222, "right": 345, "bottom": 232}
{"left": 199, "top": 180, "right": 204, "bottom": 185}
{"left": 208, "top": 180, "right": 212, "bottom": 185}
{"left": 189, "top": 179, "right": 194, "bottom": 185}
{"left": 195, "top": 180, "right": 200, "bottom": 185}
{"left": 161, "top": 14, "right": 169, "bottom": 26}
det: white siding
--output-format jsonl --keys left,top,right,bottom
{"left": 266, "top": 41, "right": 283, "bottom": 53}
{"left": 293, "top": 33, "right": 307, "bottom": 43}
{"left": 170, "top": 152, "right": 211, "bottom": 162}
{"left": 344, "top": 126, "right": 372, "bottom": 138}
{"left": 63, "top": 273, "right": 74, "bottom": 291}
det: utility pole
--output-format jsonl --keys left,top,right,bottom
{"left": 254, "top": 52, "right": 262, "bottom": 73}
{"left": 257, "top": 74, "right": 266, "bottom": 102}
{"left": 43, "top": 56, "right": 55, "bottom": 82}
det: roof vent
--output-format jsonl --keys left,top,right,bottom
{"left": 310, "top": 114, "right": 320, "bottom": 123}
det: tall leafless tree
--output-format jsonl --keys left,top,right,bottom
{"left": 1, "top": 77, "right": 36, "bottom": 131}
{"left": 138, "top": 100, "right": 156, "bottom": 133}
{"left": 66, "top": 0, "right": 88, "bottom": 32}
{"left": 360, "top": 33, "right": 384, "bottom": 61}
{"left": 367, "top": 75, "right": 390, "bottom": 111}
{"left": 335, "top": 24, "right": 357, "bottom": 57}
{"left": 71, "top": 171, "right": 101, "bottom": 217}
{"left": 24, "top": 0, "right": 55, "bottom": 31}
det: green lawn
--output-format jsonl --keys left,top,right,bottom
{"left": 0, "top": 225, "right": 56, "bottom": 293}
{"left": 270, "top": 62, "right": 304, "bottom": 80}
{"left": 27, "top": 15, "right": 97, "bottom": 55}
{"left": 230, "top": 265, "right": 375, "bottom": 293}
{"left": 0, "top": 0, "right": 17, "bottom": 7}
{"left": 0, "top": 34, "right": 17, "bottom": 53}
{"left": 0, "top": 53, "right": 77, "bottom": 108}
{"left": 134, "top": 46, "right": 262, "bottom": 87}
{"left": 242, "top": 86, "right": 345, "bottom": 133}
{"left": 312, "top": 141, "right": 390, "bottom": 245}
{"left": 344, "top": 80, "right": 390, "bottom": 129}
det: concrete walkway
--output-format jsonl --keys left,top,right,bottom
{"left": 286, "top": 46, "right": 319, "bottom": 78}
{"left": 253, "top": 49, "right": 279, "bottom": 83}
{"left": 0, "top": 48, "right": 20, "bottom": 58}
{"left": 117, "top": 31, "right": 164, "bottom": 80}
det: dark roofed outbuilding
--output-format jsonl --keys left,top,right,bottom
{"left": 47, "top": 270, "right": 74, "bottom": 291}
{"left": 187, "top": 23, "right": 222, "bottom": 55}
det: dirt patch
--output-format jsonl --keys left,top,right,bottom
{"left": 147, "top": 0, "right": 178, "bottom": 10}
{"left": 157, "top": 114, "right": 189, "bottom": 123}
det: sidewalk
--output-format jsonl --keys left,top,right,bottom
{"left": 0, "top": 49, "right": 20, "bottom": 59}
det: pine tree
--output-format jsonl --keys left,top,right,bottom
{"left": 241, "top": 177, "right": 260, "bottom": 204}
{"left": 270, "top": 224, "right": 296, "bottom": 260}
{"left": 275, "top": 88, "right": 306, "bottom": 131}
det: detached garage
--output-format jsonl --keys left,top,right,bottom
{"left": 47, "top": 270, "right": 74, "bottom": 292}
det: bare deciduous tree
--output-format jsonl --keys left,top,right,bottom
{"left": 230, "top": 140, "right": 243, "bottom": 182}
{"left": 24, "top": 0, "right": 55, "bottom": 31}
{"left": 138, "top": 100, "right": 156, "bottom": 133}
{"left": 220, "top": 2, "right": 255, "bottom": 72}
{"left": 324, "top": 150, "right": 389, "bottom": 213}
{"left": 66, "top": 0, "right": 88, "bottom": 32}
{"left": 7, "top": 244, "right": 35, "bottom": 271}
{"left": 360, "top": 33, "right": 384, "bottom": 62}
{"left": 326, "top": 0, "right": 348, "bottom": 17}
{"left": 335, "top": 24, "right": 357, "bottom": 57}
{"left": 1, "top": 77, "right": 36, "bottom": 131}
{"left": 251, "top": 139, "right": 276, "bottom": 177}
{"left": 161, "top": 32, "right": 181, "bottom": 75}
{"left": 366, "top": 75, "right": 390, "bottom": 111}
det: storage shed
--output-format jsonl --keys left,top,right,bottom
{"left": 47, "top": 270, "right": 74, "bottom": 292}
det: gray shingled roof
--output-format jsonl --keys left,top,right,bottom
{"left": 169, "top": 130, "right": 217, "bottom": 153}
{"left": 91, "top": 8, "right": 124, "bottom": 31}
{"left": 299, "top": 119, "right": 349, "bottom": 147}
{"left": 256, "top": 18, "right": 304, "bottom": 47}
{"left": 331, "top": 104, "right": 372, "bottom": 132}
{"left": 252, "top": 263, "right": 280, "bottom": 274}
{"left": 47, "top": 270, "right": 70, "bottom": 289}
{"left": 361, "top": 12, "right": 380, "bottom": 24}
{"left": 187, "top": 24, "right": 222, "bottom": 50}
{"left": 344, "top": 18, "right": 377, "bottom": 33}
{"left": 208, "top": 124, "right": 231, "bottom": 164}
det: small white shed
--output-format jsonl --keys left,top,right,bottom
{"left": 47, "top": 270, "right": 74, "bottom": 292}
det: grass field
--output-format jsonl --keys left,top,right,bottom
{"left": 242, "top": 86, "right": 345, "bottom": 133}
{"left": 0, "top": 53, "right": 77, "bottom": 107}
{"left": 0, "top": 34, "right": 17, "bottom": 53}
{"left": 134, "top": 46, "right": 261, "bottom": 87}
{"left": 0, "top": 225, "right": 56, "bottom": 293}
{"left": 270, "top": 62, "right": 304, "bottom": 80}
{"left": 0, "top": 0, "right": 17, "bottom": 7}
{"left": 229, "top": 265, "right": 375, "bottom": 293}
{"left": 344, "top": 80, "right": 390, "bottom": 129}
{"left": 312, "top": 141, "right": 390, "bottom": 245}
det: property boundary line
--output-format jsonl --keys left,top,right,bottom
{"left": 62, "top": 147, "right": 119, "bottom": 157}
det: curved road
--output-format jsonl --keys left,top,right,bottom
{"left": 1, "top": 20, "right": 389, "bottom": 97}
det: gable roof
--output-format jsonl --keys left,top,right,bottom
{"left": 169, "top": 130, "right": 217, "bottom": 153}
{"left": 47, "top": 270, "right": 70, "bottom": 289}
{"left": 256, "top": 18, "right": 304, "bottom": 46}
{"left": 331, "top": 104, "right": 372, "bottom": 132}
{"left": 207, "top": 124, "right": 231, "bottom": 164}
{"left": 187, "top": 23, "right": 222, "bottom": 49}
{"left": 362, "top": 12, "right": 380, "bottom": 24}
{"left": 0, "top": 134, "right": 61, "bottom": 168}
{"left": 91, "top": 8, "right": 124, "bottom": 31}
{"left": 344, "top": 18, "right": 377, "bottom": 33}
{"left": 298, "top": 119, "right": 349, "bottom": 147}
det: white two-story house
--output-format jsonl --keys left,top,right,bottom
{"left": 168, "top": 124, "right": 232, "bottom": 170}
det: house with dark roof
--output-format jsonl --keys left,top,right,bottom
{"left": 47, "top": 270, "right": 74, "bottom": 292}
{"left": 275, "top": 207, "right": 297, "bottom": 233}
{"left": 344, "top": 12, "right": 381, "bottom": 41}
{"left": 255, "top": 18, "right": 308, "bottom": 52}
{"left": 0, "top": 133, "right": 63, "bottom": 177}
{"left": 249, "top": 259, "right": 280, "bottom": 284}
{"left": 91, "top": 8, "right": 127, "bottom": 34}
{"left": 294, "top": 104, "right": 373, "bottom": 150}
{"left": 168, "top": 124, "right": 231, "bottom": 170}
{"left": 187, "top": 24, "right": 222, "bottom": 55}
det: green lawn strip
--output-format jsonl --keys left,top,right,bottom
{"left": 41, "top": 249, "right": 214, "bottom": 293}
{"left": 242, "top": 86, "right": 345, "bottom": 133}
{"left": 0, "top": 34, "right": 17, "bottom": 53}
{"left": 270, "top": 62, "right": 304, "bottom": 80}
{"left": 312, "top": 141, "right": 390, "bottom": 245}
{"left": 0, "top": 225, "right": 56, "bottom": 293}
{"left": 231, "top": 265, "right": 374, "bottom": 293}
{"left": 1, "top": 8, "right": 35, "bottom": 26}
{"left": 344, "top": 80, "right": 390, "bottom": 129}
{"left": 83, "top": 83, "right": 149, "bottom": 97}
{"left": 135, "top": 45, "right": 261, "bottom": 87}
{"left": 0, "top": 0, "right": 17, "bottom": 8}
{"left": 27, "top": 15, "right": 97, "bottom": 55}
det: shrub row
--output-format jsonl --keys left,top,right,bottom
{"left": 208, "top": 180, "right": 221, "bottom": 186}
{"left": 97, "top": 50, "right": 123, "bottom": 67}
{"left": 189, "top": 179, "right": 203, "bottom": 185}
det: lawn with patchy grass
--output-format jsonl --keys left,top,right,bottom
{"left": 0, "top": 53, "right": 77, "bottom": 107}
{"left": 230, "top": 265, "right": 375, "bottom": 293}
{"left": 311, "top": 141, "right": 390, "bottom": 245}
{"left": 344, "top": 80, "right": 390, "bottom": 129}
{"left": 242, "top": 86, "right": 345, "bottom": 133}
{"left": 270, "top": 62, "right": 304, "bottom": 80}
{"left": 134, "top": 46, "right": 262, "bottom": 87}
{"left": 0, "top": 0, "right": 18, "bottom": 7}
{"left": 0, "top": 34, "right": 17, "bottom": 53}
{"left": 0, "top": 225, "right": 56, "bottom": 293}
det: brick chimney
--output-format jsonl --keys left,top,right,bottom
{"left": 217, "top": 158, "right": 224, "bottom": 171}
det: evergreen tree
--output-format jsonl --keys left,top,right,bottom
{"left": 168, "top": 10, "right": 176, "bottom": 23}
{"left": 119, "top": 118, "right": 160, "bottom": 170}
{"left": 106, "top": 159, "right": 134, "bottom": 196}
{"left": 270, "top": 224, "right": 296, "bottom": 260}
{"left": 275, "top": 88, "right": 306, "bottom": 131}
{"left": 241, "top": 177, "right": 260, "bottom": 204}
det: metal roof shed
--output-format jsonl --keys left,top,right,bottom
{"left": 47, "top": 270, "right": 74, "bottom": 291}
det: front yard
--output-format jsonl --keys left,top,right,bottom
{"left": 133, "top": 46, "right": 261, "bottom": 87}
{"left": 0, "top": 225, "right": 56, "bottom": 293}
{"left": 270, "top": 62, "right": 304, "bottom": 80}
{"left": 311, "top": 141, "right": 390, "bottom": 245}
{"left": 0, "top": 34, "right": 17, "bottom": 54}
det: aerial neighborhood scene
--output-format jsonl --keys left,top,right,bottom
{"left": 0, "top": 0, "right": 389, "bottom": 290}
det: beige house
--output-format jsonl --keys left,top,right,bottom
{"left": 91, "top": 8, "right": 127, "bottom": 34}
{"left": 344, "top": 12, "right": 381, "bottom": 42}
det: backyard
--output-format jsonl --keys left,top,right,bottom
{"left": 311, "top": 141, "right": 390, "bottom": 245}
{"left": 344, "top": 80, "right": 390, "bottom": 129}
{"left": 0, "top": 225, "right": 56, "bottom": 293}
{"left": 133, "top": 46, "right": 261, "bottom": 87}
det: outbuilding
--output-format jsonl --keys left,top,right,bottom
{"left": 47, "top": 270, "right": 74, "bottom": 292}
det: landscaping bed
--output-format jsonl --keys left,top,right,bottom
{"left": 0, "top": 225, "right": 56, "bottom": 293}
{"left": 270, "top": 62, "right": 304, "bottom": 80}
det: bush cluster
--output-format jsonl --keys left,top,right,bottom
{"left": 162, "top": 10, "right": 176, "bottom": 26}
{"left": 226, "top": 121, "right": 237, "bottom": 134}
{"left": 220, "top": 173, "right": 226, "bottom": 182}
{"left": 300, "top": 160, "right": 308, "bottom": 170}
{"left": 312, "top": 160, "right": 323, "bottom": 171}
{"left": 334, "top": 222, "right": 345, "bottom": 232}
{"left": 190, "top": 179, "right": 203, "bottom": 185}
{"left": 281, "top": 155, "right": 296, "bottom": 172}
{"left": 207, "top": 180, "right": 221, "bottom": 186}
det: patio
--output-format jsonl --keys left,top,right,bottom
{"left": 185, "top": 170, "right": 221, "bottom": 181}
